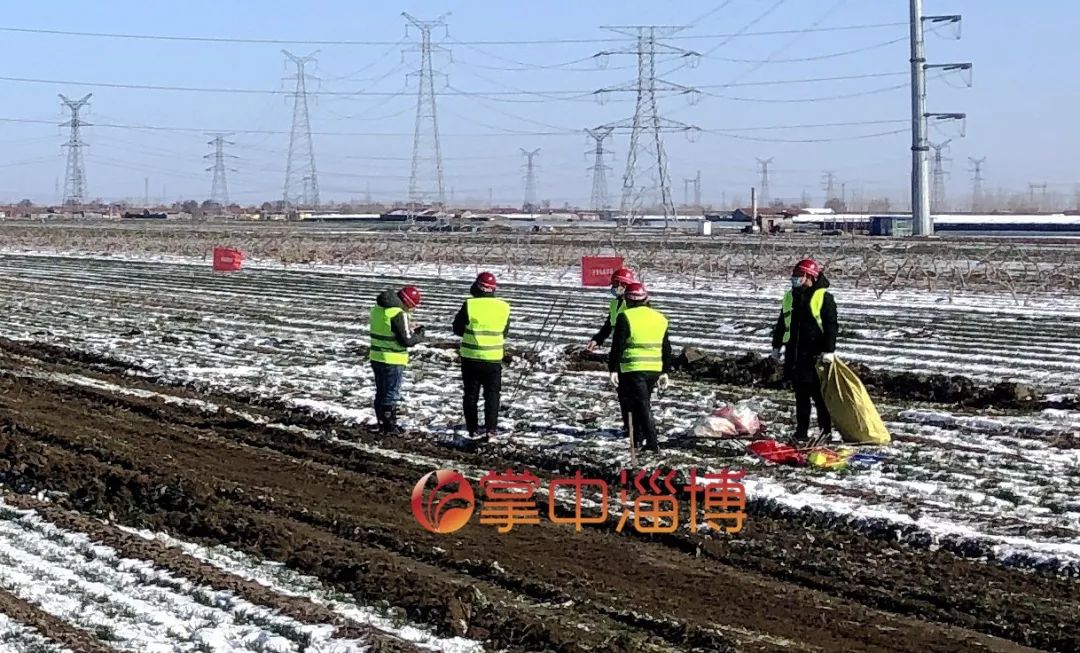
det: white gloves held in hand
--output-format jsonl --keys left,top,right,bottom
{"left": 821, "top": 352, "right": 836, "bottom": 364}
{"left": 657, "top": 374, "right": 670, "bottom": 391}
{"left": 585, "top": 340, "right": 598, "bottom": 352}
{"left": 609, "top": 372, "right": 619, "bottom": 387}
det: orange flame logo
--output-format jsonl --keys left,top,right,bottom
{"left": 411, "top": 470, "right": 475, "bottom": 534}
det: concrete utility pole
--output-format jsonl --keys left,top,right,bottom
{"left": 910, "top": 1, "right": 969, "bottom": 235}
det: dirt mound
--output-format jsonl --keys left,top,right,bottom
{"left": 568, "top": 346, "right": 1052, "bottom": 410}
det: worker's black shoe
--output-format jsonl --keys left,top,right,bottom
{"left": 380, "top": 408, "right": 404, "bottom": 436}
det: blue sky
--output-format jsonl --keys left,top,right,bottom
{"left": 0, "top": 1, "right": 1072, "bottom": 208}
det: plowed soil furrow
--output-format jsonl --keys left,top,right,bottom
{"left": 1, "top": 494, "right": 421, "bottom": 653}
{"left": 0, "top": 342, "right": 1071, "bottom": 652}
{"left": 0, "top": 586, "right": 115, "bottom": 653}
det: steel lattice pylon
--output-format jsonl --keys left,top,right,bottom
{"left": 282, "top": 50, "right": 320, "bottom": 210}
{"left": 403, "top": 12, "right": 449, "bottom": 211}
{"left": 586, "top": 126, "right": 614, "bottom": 212}
{"left": 595, "top": 26, "right": 700, "bottom": 228}
{"left": 205, "top": 133, "right": 236, "bottom": 207}
{"left": 59, "top": 93, "right": 91, "bottom": 207}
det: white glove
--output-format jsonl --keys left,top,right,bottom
{"left": 585, "top": 340, "right": 598, "bottom": 352}
{"left": 770, "top": 348, "right": 782, "bottom": 362}
{"left": 608, "top": 372, "right": 619, "bottom": 387}
{"left": 657, "top": 374, "right": 670, "bottom": 391}
{"left": 821, "top": 353, "right": 836, "bottom": 364}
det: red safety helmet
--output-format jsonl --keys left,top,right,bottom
{"left": 475, "top": 271, "right": 497, "bottom": 292}
{"left": 398, "top": 285, "right": 421, "bottom": 309}
{"left": 793, "top": 258, "right": 821, "bottom": 280}
{"left": 611, "top": 267, "right": 636, "bottom": 286}
{"left": 625, "top": 282, "right": 648, "bottom": 301}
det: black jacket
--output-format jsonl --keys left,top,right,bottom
{"left": 376, "top": 290, "right": 424, "bottom": 348}
{"left": 608, "top": 303, "right": 673, "bottom": 374}
{"left": 590, "top": 296, "right": 625, "bottom": 346}
{"left": 771, "top": 273, "right": 837, "bottom": 381}
{"left": 452, "top": 283, "right": 511, "bottom": 338}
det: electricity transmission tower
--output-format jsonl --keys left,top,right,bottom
{"left": 205, "top": 133, "right": 237, "bottom": 207}
{"left": 682, "top": 172, "right": 701, "bottom": 207}
{"left": 821, "top": 171, "right": 837, "bottom": 205}
{"left": 403, "top": 12, "right": 449, "bottom": 210}
{"left": 282, "top": 50, "right": 319, "bottom": 210}
{"left": 521, "top": 148, "right": 540, "bottom": 212}
{"left": 585, "top": 126, "right": 614, "bottom": 212}
{"left": 757, "top": 158, "right": 774, "bottom": 206}
{"left": 596, "top": 26, "right": 700, "bottom": 228}
{"left": 1028, "top": 182, "right": 1048, "bottom": 211}
{"left": 929, "top": 139, "right": 951, "bottom": 212}
{"left": 967, "top": 156, "right": 985, "bottom": 212}
{"left": 59, "top": 93, "right": 92, "bottom": 207}
{"left": 909, "top": 1, "right": 970, "bottom": 235}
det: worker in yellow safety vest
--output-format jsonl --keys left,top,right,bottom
{"left": 586, "top": 266, "right": 636, "bottom": 351}
{"left": 770, "top": 258, "right": 838, "bottom": 445}
{"left": 369, "top": 286, "right": 425, "bottom": 435}
{"left": 452, "top": 271, "right": 511, "bottom": 443}
{"left": 607, "top": 282, "right": 672, "bottom": 453}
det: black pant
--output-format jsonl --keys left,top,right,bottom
{"left": 793, "top": 378, "right": 831, "bottom": 439}
{"left": 618, "top": 371, "right": 659, "bottom": 448}
{"left": 462, "top": 358, "right": 502, "bottom": 434}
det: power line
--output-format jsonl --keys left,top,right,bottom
{"left": 0, "top": 22, "right": 910, "bottom": 46}
{"left": 706, "top": 35, "right": 907, "bottom": 63}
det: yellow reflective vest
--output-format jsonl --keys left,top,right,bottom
{"left": 608, "top": 297, "right": 625, "bottom": 327}
{"left": 369, "top": 305, "right": 408, "bottom": 366}
{"left": 460, "top": 297, "right": 511, "bottom": 362}
{"left": 781, "top": 288, "right": 827, "bottom": 345}
{"left": 619, "top": 305, "right": 668, "bottom": 373}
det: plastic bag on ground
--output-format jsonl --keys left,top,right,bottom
{"left": 746, "top": 439, "right": 805, "bottom": 465}
{"left": 817, "top": 357, "right": 891, "bottom": 445}
{"left": 692, "top": 402, "right": 763, "bottom": 438}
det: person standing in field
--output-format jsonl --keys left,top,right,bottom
{"left": 771, "top": 258, "right": 838, "bottom": 445}
{"left": 453, "top": 271, "right": 511, "bottom": 443}
{"left": 369, "top": 286, "right": 425, "bottom": 435}
{"left": 608, "top": 282, "right": 672, "bottom": 453}
{"left": 586, "top": 267, "right": 636, "bottom": 351}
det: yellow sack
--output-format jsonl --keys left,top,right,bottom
{"left": 817, "top": 358, "right": 891, "bottom": 445}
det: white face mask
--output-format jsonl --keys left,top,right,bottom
{"left": 791, "top": 277, "right": 804, "bottom": 289}
{"left": 611, "top": 286, "right": 623, "bottom": 297}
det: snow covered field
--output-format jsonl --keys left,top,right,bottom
{"left": 0, "top": 249, "right": 1077, "bottom": 580}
